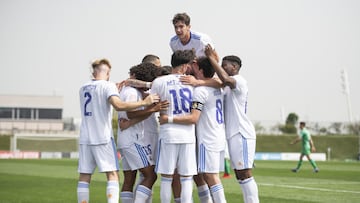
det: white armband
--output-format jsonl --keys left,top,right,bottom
{"left": 168, "top": 115, "right": 173, "bottom": 123}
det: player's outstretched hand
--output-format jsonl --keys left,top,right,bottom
{"left": 119, "top": 118, "right": 131, "bottom": 131}
{"left": 116, "top": 80, "right": 126, "bottom": 91}
{"left": 180, "top": 75, "right": 198, "bottom": 86}
{"left": 205, "top": 44, "right": 217, "bottom": 60}
{"left": 146, "top": 100, "right": 169, "bottom": 112}
{"left": 143, "top": 94, "right": 160, "bottom": 105}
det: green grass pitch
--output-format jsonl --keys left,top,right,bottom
{"left": 0, "top": 159, "right": 359, "bottom": 203}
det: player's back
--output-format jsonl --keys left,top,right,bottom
{"left": 151, "top": 74, "right": 195, "bottom": 143}
{"left": 79, "top": 80, "right": 118, "bottom": 145}
{"left": 194, "top": 86, "right": 226, "bottom": 151}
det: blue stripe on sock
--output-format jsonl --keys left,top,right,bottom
{"left": 161, "top": 176, "right": 173, "bottom": 182}
{"left": 120, "top": 191, "right": 133, "bottom": 198}
{"left": 137, "top": 185, "right": 152, "bottom": 196}
{"left": 180, "top": 176, "right": 193, "bottom": 182}
{"left": 210, "top": 184, "right": 223, "bottom": 193}
{"left": 77, "top": 182, "right": 89, "bottom": 188}
{"left": 198, "top": 189, "right": 210, "bottom": 197}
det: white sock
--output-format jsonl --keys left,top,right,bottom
{"left": 106, "top": 181, "right": 119, "bottom": 203}
{"left": 239, "top": 177, "right": 259, "bottom": 203}
{"left": 174, "top": 197, "right": 181, "bottom": 203}
{"left": 145, "top": 193, "right": 153, "bottom": 203}
{"left": 210, "top": 184, "right": 226, "bottom": 203}
{"left": 180, "top": 176, "right": 193, "bottom": 203}
{"left": 134, "top": 185, "right": 151, "bottom": 203}
{"left": 197, "top": 184, "right": 212, "bottom": 203}
{"left": 135, "top": 173, "right": 145, "bottom": 190}
{"left": 120, "top": 191, "right": 134, "bottom": 203}
{"left": 137, "top": 174, "right": 153, "bottom": 203}
{"left": 77, "top": 181, "right": 89, "bottom": 203}
{"left": 160, "top": 176, "right": 173, "bottom": 203}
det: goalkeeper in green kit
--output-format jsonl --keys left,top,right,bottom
{"left": 290, "top": 122, "right": 319, "bottom": 173}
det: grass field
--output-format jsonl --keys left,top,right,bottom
{"left": 0, "top": 159, "right": 359, "bottom": 203}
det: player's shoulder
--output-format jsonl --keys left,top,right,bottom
{"left": 170, "top": 35, "right": 179, "bottom": 42}
{"left": 152, "top": 74, "right": 172, "bottom": 86}
{"left": 190, "top": 30, "right": 206, "bottom": 39}
{"left": 234, "top": 75, "right": 247, "bottom": 85}
{"left": 121, "top": 85, "right": 137, "bottom": 93}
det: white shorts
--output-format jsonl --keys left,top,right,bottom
{"left": 197, "top": 143, "right": 224, "bottom": 173}
{"left": 78, "top": 138, "right": 119, "bottom": 173}
{"left": 155, "top": 139, "right": 197, "bottom": 176}
{"left": 227, "top": 133, "right": 256, "bottom": 170}
{"left": 119, "top": 142, "right": 155, "bottom": 171}
{"left": 143, "top": 133, "right": 158, "bottom": 162}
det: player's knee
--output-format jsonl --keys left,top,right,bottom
{"left": 235, "top": 169, "right": 252, "bottom": 180}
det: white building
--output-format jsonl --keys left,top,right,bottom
{"left": 0, "top": 95, "right": 64, "bottom": 133}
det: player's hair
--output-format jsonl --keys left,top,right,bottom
{"left": 223, "top": 55, "right": 242, "bottom": 70}
{"left": 172, "top": 12, "right": 190, "bottom": 26}
{"left": 197, "top": 57, "right": 215, "bottom": 78}
{"left": 300, "top": 121, "right": 306, "bottom": 126}
{"left": 171, "top": 49, "right": 196, "bottom": 68}
{"left": 91, "top": 58, "right": 111, "bottom": 69}
{"left": 142, "top": 54, "right": 160, "bottom": 65}
{"left": 129, "top": 62, "right": 158, "bottom": 82}
{"left": 158, "top": 65, "right": 172, "bottom": 76}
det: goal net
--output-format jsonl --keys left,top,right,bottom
{"left": 11, "top": 133, "right": 79, "bottom": 152}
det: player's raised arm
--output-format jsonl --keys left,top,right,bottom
{"left": 159, "top": 106, "right": 201, "bottom": 125}
{"left": 205, "top": 44, "right": 237, "bottom": 89}
{"left": 180, "top": 75, "right": 223, "bottom": 88}
{"left": 109, "top": 94, "right": 159, "bottom": 111}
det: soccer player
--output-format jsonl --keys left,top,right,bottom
{"left": 141, "top": 54, "right": 161, "bottom": 67}
{"left": 170, "top": 13, "right": 218, "bottom": 202}
{"left": 170, "top": 12, "right": 217, "bottom": 59}
{"left": 205, "top": 45, "right": 260, "bottom": 203}
{"left": 77, "top": 58, "right": 159, "bottom": 203}
{"left": 152, "top": 49, "right": 197, "bottom": 203}
{"left": 290, "top": 121, "right": 319, "bottom": 173}
{"left": 117, "top": 63, "right": 168, "bottom": 203}
{"left": 159, "top": 57, "right": 227, "bottom": 203}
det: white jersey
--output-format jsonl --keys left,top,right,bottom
{"left": 224, "top": 75, "right": 256, "bottom": 139}
{"left": 151, "top": 74, "right": 195, "bottom": 143}
{"left": 117, "top": 86, "right": 144, "bottom": 148}
{"left": 193, "top": 86, "right": 226, "bottom": 151}
{"left": 170, "top": 31, "right": 215, "bottom": 57}
{"left": 79, "top": 80, "right": 119, "bottom": 145}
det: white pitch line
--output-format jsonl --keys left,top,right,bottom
{"left": 259, "top": 183, "right": 360, "bottom": 194}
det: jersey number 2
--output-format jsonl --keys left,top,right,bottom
{"left": 84, "top": 92, "right": 92, "bottom": 116}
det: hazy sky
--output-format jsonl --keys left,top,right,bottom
{"left": 1, "top": 0, "right": 359, "bottom": 124}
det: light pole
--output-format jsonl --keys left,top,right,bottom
{"left": 340, "top": 69, "right": 353, "bottom": 123}
{"left": 340, "top": 69, "right": 359, "bottom": 160}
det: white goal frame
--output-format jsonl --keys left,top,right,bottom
{"left": 11, "top": 132, "right": 79, "bottom": 152}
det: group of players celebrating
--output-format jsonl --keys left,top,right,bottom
{"left": 77, "top": 12, "right": 259, "bottom": 203}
